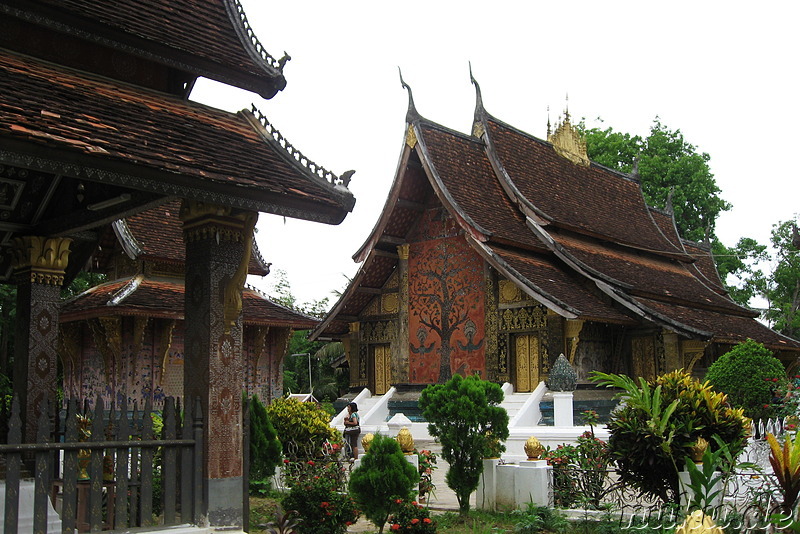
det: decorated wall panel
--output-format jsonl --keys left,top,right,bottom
{"left": 408, "top": 234, "right": 485, "bottom": 383}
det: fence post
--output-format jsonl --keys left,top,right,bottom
{"left": 88, "top": 398, "right": 105, "bottom": 531}
{"left": 180, "top": 398, "right": 193, "bottom": 523}
{"left": 4, "top": 397, "right": 22, "bottom": 533}
{"left": 140, "top": 398, "right": 154, "bottom": 526}
{"left": 115, "top": 400, "right": 130, "bottom": 529}
{"left": 62, "top": 398, "right": 79, "bottom": 533}
{"left": 243, "top": 397, "right": 250, "bottom": 533}
{"left": 163, "top": 397, "right": 177, "bottom": 525}
{"left": 192, "top": 397, "right": 205, "bottom": 525}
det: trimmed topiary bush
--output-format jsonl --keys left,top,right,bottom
{"left": 248, "top": 395, "right": 282, "bottom": 482}
{"left": 705, "top": 339, "right": 785, "bottom": 420}
{"left": 591, "top": 369, "right": 750, "bottom": 504}
{"left": 418, "top": 375, "right": 509, "bottom": 516}
{"left": 348, "top": 434, "right": 418, "bottom": 534}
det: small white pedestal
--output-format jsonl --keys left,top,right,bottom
{"left": 553, "top": 392, "right": 574, "bottom": 427}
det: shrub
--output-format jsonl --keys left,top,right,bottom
{"left": 348, "top": 434, "right": 419, "bottom": 533}
{"left": 386, "top": 498, "right": 436, "bottom": 533}
{"left": 542, "top": 430, "right": 611, "bottom": 508}
{"left": 281, "top": 457, "right": 359, "bottom": 534}
{"left": 591, "top": 370, "right": 750, "bottom": 504}
{"left": 512, "top": 503, "right": 568, "bottom": 534}
{"left": 418, "top": 375, "right": 509, "bottom": 516}
{"left": 706, "top": 339, "right": 785, "bottom": 420}
{"left": 249, "top": 395, "right": 282, "bottom": 483}
{"left": 266, "top": 397, "right": 339, "bottom": 459}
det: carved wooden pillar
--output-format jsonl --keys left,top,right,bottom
{"left": 396, "top": 244, "right": 410, "bottom": 383}
{"left": 181, "top": 200, "right": 256, "bottom": 528}
{"left": 11, "top": 236, "right": 71, "bottom": 442}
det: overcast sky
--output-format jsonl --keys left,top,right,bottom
{"left": 191, "top": 0, "right": 799, "bottom": 308}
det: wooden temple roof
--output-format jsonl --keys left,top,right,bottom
{"left": 61, "top": 203, "right": 315, "bottom": 329}
{"left": 0, "top": 0, "right": 355, "bottom": 283}
{"left": 312, "top": 81, "right": 800, "bottom": 353}
{"left": 60, "top": 277, "right": 318, "bottom": 329}
{"left": 1, "top": 0, "right": 288, "bottom": 99}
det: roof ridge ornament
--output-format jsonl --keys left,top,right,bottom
{"left": 231, "top": 0, "right": 290, "bottom": 71}
{"left": 547, "top": 99, "right": 590, "bottom": 167}
{"left": 469, "top": 62, "right": 486, "bottom": 138}
{"left": 250, "top": 105, "right": 354, "bottom": 188}
{"left": 399, "top": 67, "right": 421, "bottom": 123}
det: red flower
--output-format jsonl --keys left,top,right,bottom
{"left": 308, "top": 460, "right": 315, "bottom": 466}
{"left": 321, "top": 502, "right": 329, "bottom": 508}
{"left": 391, "top": 524, "right": 400, "bottom": 531}
{"left": 774, "top": 378, "right": 780, "bottom": 382}
{"left": 411, "top": 518, "right": 420, "bottom": 524}
{"left": 764, "top": 404, "right": 770, "bottom": 408}
{"left": 283, "top": 459, "right": 290, "bottom": 464}
{"left": 395, "top": 498, "right": 403, "bottom": 504}
{"left": 346, "top": 522, "right": 353, "bottom": 526}
{"left": 423, "top": 518, "right": 432, "bottom": 524}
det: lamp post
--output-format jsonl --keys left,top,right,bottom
{"left": 292, "top": 353, "right": 312, "bottom": 393}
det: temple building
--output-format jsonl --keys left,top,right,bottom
{"left": 311, "top": 79, "right": 799, "bottom": 397}
{"left": 1, "top": 0, "right": 354, "bottom": 528}
{"left": 58, "top": 200, "right": 317, "bottom": 408}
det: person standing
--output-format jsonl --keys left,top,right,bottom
{"left": 343, "top": 402, "right": 361, "bottom": 460}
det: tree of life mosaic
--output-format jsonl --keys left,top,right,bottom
{"left": 408, "top": 236, "right": 485, "bottom": 383}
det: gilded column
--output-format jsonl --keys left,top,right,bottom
{"left": 349, "top": 322, "right": 363, "bottom": 388}
{"left": 181, "top": 200, "right": 256, "bottom": 528}
{"left": 11, "top": 236, "right": 71, "bottom": 442}
{"left": 396, "top": 244, "right": 410, "bottom": 383}
{"left": 661, "top": 330, "right": 681, "bottom": 372}
{"left": 564, "top": 319, "right": 584, "bottom": 364}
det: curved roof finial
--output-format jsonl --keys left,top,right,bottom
{"left": 398, "top": 67, "right": 420, "bottom": 122}
{"left": 469, "top": 61, "right": 484, "bottom": 112}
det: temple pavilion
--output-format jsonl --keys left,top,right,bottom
{"left": 311, "top": 78, "right": 799, "bottom": 398}
{"left": 58, "top": 200, "right": 317, "bottom": 409}
{"left": 1, "top": 0, "right": 354, "bottom": 528}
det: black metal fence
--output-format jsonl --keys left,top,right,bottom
{"left": 0, "top": 395, "right": 203, "bottom": 533}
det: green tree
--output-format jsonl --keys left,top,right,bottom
{"left": 585, "top": 119, "right": 730, "bottom": 243}
{"left": 248, "top": 395, "right": 282, "bottom": 482}
{"left": 418, "top": 375, "right": 509, "bottom": 515}
{"left": 705, "top": 339, "right": 785, "bottom": 420}
{"left": 764, "top": 219, "right": 800, "bottom": 339}
{"left": 348, "top": 434, "right": 418, "bottom": 533}
{"left": 713, "top": 237, "right": 769, "bottom": 306}
{"left": 266, "top": 397, "right": 339, "bottom": 459}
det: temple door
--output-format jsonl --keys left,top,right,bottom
{"left": 373, "top": 344, "right": 391, "bottom": 395}
{"left": 515, "top": 334, "right": 539, "bottom": 393}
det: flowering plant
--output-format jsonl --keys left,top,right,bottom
{"left": 387, "top": 499, "right": 436, "bottom": 533}
{"left": 281, "top": 454, "right": 359, "bottom": 534}
{"left": 416, "top": 449, "right": 438, "bottom": 498}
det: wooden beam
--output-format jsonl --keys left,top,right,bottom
{"left": 396, "top": 199, "right": 426, "bottom": 211}
{"left": 378, "top": 234, "right": 405, "bottom": 246}
{"left": 373, "top": 249, "right": 398, "bottom": 259}
{"left": 356, "top": 286, "right": 382, "bottom": 295}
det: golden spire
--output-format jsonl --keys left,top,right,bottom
{"left": 547, "top": 97, "right": 589, "bottom": 167}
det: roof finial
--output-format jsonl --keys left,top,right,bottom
{"left": 564, "top": 92, "right": 571, "bottom": 123}
{"left": 547, "top": 105, "right": 552, "bottom": 137}
{"left": 631, "top": 156, "right": 640, "bottom": 181}
{"left": 398, "top": 67, "right": 420, "bottom": 122}
{"left": 665, "top": 185, "right": 675, "bottom": 215}
{"left": 470, "top": 62, "right": 486, "bottom": 137}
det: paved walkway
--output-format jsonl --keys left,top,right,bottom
{"left": 346, "top": 440, "right": 472, "bottom": 532}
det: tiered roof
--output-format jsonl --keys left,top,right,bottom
{"left": 61, "top": 203, "right": 317, "bottom": 330}
{"left": 0, "top": 0, "right": 355, "bottom": 281}
{"left": 313, "top": 79, "right": 799, "bottom": 354}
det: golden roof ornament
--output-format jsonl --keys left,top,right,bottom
{"left": 547, "top": 102, "right": 590, "bottom": 167}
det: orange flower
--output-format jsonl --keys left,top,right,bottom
{"left": 423, "top": 518, "right": 432, "bottom": 524}
{"left": 411, "top": 518, "right": 420, "bottom": 524}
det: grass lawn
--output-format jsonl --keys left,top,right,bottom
{"left": 248, "top": 495, "right": 648, "bottom": 534}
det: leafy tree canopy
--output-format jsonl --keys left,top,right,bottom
{"left": 764, "top": 218, "right": 800, "bottom": 339}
